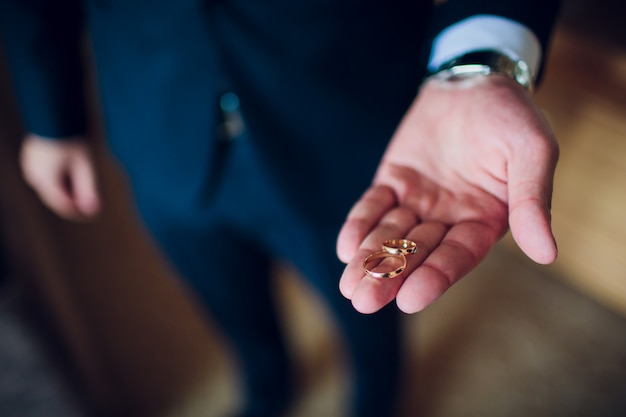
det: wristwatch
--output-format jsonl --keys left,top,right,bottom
{"left": 427, "top": 49, "right": 535, "bottom": 93}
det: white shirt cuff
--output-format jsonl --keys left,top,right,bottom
{"left": 427, "top": 15, "right": 542, "bottom": 79}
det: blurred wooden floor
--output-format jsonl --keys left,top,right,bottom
{"left": 525, "top": 13, "right": 626, "bottom": 317}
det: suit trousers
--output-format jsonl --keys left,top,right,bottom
{"left": 135, "top": 129, "right": 403, "bottom": 417}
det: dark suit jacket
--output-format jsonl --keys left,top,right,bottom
{"left": 0, "top": 0, "right": 560, "bottom": 235}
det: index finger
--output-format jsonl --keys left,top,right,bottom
{"left": 336, "top": 184, "right": 397, "bottom": 263}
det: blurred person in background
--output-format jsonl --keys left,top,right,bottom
{"left": 0, "top": 1, "right": 561, "bottom": 416}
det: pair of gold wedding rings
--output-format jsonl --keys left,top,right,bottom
{"left": 362, "top": 239, "right": 418, "bottom": 279}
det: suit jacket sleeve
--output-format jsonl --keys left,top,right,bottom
{"left": 0, "top": 0, "right": 87, "bottom": 138}
{"left": 422, "top": 0, "right": 561, "bottom": 82}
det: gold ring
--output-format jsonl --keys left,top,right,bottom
{"left": 382, "top": 239, "right": 418, "bottom": 255}
{"left": 362, "top": 251, "right": 407, "bottom": 279}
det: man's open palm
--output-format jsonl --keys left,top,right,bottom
{"left": 337, "top": 75, "right": 559, "bottom": 314}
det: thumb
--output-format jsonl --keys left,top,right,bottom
{"left": 69, "top": 152, "right": 101, "bottom": 218}
{"left": 508, "top": 137, "right": 559, "bottom": 265}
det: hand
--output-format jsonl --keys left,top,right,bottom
{"left": 20, "top": 134, "right": 100, "bottom": 221}
{"left": 337, "top": 74, "right": 559, "bottom": 314}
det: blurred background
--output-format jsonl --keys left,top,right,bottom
{"left": 1, "top": 0, "right": 625, "bottom": 416}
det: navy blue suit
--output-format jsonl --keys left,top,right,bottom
{"left": 0, "top": 1, "right": 560, "bottom": 416}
